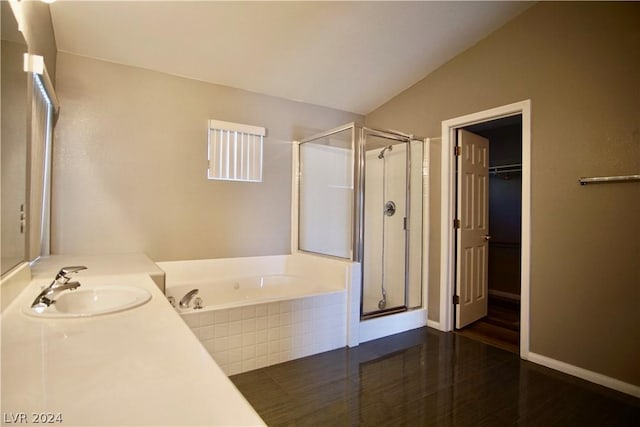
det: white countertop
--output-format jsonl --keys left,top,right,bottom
{"left": 1, "top": 273, "right": 265, "bottom": 426}
{"left": 30, "top": 253, "right": 167, "bottom": 291}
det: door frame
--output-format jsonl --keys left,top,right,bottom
{"left": 439, "top": 100, "right": 531, "bottom": 360}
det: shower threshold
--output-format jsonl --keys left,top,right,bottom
{"left": 361, "top": 305, "right": 407, "bottom": 321}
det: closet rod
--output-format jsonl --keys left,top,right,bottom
{"left": 489, "top": 163, "right": 521, "bottom": 174}
{"left": 578, "top": 174, "right": 640, "bottom": 185}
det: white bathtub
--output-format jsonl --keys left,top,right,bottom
{"left": 166, "top": 274, "right": 343, "bottom": 313}
{"left": 158, "top": 254, "right": 359, "bottom": 376}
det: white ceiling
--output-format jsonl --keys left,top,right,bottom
{"left": 50, "top": 1, "right": 532, "bottom": 114}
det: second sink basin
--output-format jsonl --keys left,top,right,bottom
{"left": 25, "top": 285, "right": 152, "bottom": 318}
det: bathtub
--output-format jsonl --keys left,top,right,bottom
{"left": 166, "top": 274, "right": 343, "bottom": 312}
{"left": 158, "top": 254, "right": 359, "bottom": 376}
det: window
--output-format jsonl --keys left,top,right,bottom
{"left": 207, "top": 120, "right": 265, "bottom": 182}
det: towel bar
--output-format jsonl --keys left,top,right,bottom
{"left": 578, "top": 174, "right": 640, "bottom": 185}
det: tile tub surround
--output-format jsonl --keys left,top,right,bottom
{"left": 182, "top": 292, "right": 347, "bottom": 375}
{"left": 161, "top": 252, "right": 359, "bottom": 374}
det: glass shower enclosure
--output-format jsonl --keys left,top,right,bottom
{"left": 297, "top": 123, "right": 423, "bottom": 319}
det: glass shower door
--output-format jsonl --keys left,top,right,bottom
{"left": 297, "top": 123, "right": 423, "bottom": 320}
{"left": 298, "top": 126, "right": 354, "bottom": 259}
{"left": 362, "top": 133, "right": 408, "bottom": 316}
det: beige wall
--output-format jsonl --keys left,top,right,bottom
{"left": 16, "top": 1, "right": 57, "bottom": 81}
{"left": 366, "top": 2, "right": 640, "bottom": 386}
{"left": 52, "top": 53, "right": 361, "bottom": 261}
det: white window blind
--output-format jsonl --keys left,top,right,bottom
{"left": 207, "top": 120, "right": 265, "bottom": 182}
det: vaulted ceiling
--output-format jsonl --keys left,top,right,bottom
{"left": 50, "top": 1, "right": 532, "bottom": 114}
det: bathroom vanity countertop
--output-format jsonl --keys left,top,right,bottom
{"left": 30, "top": 253, "right": 166, "bottom": 290}
{"left": 1, "top": 273, "right": 265, "bottom": 426}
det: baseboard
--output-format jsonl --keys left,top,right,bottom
{"left": 488, "top": 289, "right": 521, "bottom": 301}
{"left": 528, "top": 352, "right": 640, "bottom": 398}
{"left": 426, "top": 319, "right": 441, "bottom": 330}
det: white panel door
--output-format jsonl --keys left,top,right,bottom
{"left": 456, "top": 129, "right": 489, "bottom": 328}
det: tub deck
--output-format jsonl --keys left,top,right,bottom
{"left": 158, "top": 254, "right": 356, "bottom": 375}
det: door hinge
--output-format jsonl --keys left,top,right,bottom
{"left": 454, "top": 145, "right": 461, "bottom": 156}
{"left": 403, "top": 217, "right": 408, "bottom": 230}
{"left": 19, "top": 204, "right": 25, "bottom": 234}
{"left": 453, "top": 219, "right": 460, "bottom": 229}
{"left": 453, "top": 295, "right": 460, "bottom": 305}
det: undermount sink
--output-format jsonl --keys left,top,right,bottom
{"left": 24, "top": 285, "right": 152, "bottom": 318}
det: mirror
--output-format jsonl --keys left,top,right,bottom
{"left": 1, "top": 2, "right": 28, "bottom": 275}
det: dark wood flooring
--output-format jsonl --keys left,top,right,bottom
{"left": 456, "top": 296, "right": 520, "bottom": 354}
{"left": 231, "top": 327, "right": 639, "bottom": 426}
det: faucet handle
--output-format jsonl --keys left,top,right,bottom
{"left": 55, "top": 266, "right": 88, "bottom": 283}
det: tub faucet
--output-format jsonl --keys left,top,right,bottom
{"left": 179, "top": 289, "right": 199, "bottom": 308}
{"left": 31, "top": 265, "right": 87, "bottom": 310}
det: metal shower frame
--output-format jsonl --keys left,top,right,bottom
{"left": 297, "top": 122, "right": 423, "bottom": 319}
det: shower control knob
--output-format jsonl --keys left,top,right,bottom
{"left": 384, "top": 201, "right": 396, "bottom": 217}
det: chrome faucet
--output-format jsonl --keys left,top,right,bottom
{"left": 31, "top": 266, "right": 87, "bottom": 310}
{"left": 31, "top": 282, "right": 81, "bottom": 311}
{"left": 53, "top": 266, "right": 88, "bottom": 285}
{"left": 179, "top": 289, "right": 199, "bottom": 308}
